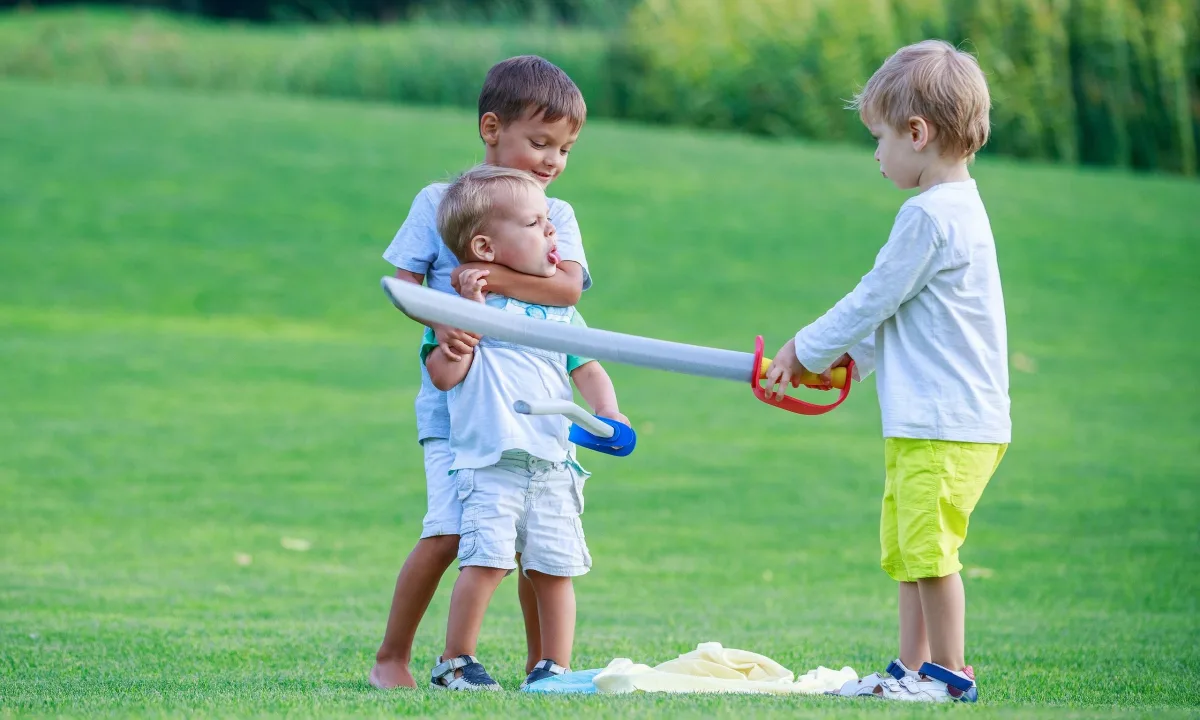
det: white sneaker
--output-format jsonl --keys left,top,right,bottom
{"left": 874, "top": 663, "right": 977, "bottom": 703}
{"left": 836, "top": 658, "right": 917, "bottom": 696}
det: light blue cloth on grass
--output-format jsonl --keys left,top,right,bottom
{"left": 521, "top": 668, "right": 603, "bottom": 694}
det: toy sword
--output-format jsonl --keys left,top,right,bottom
{"left": 381, "top": 276, "right": 852, "bottom": 416}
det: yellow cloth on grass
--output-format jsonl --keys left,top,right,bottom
{"left": 592, "top": 642, "right": 856, "bottom": 695}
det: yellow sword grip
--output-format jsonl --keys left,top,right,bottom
{"left": 758, "top": 358, "right": 848, "bottom": 390}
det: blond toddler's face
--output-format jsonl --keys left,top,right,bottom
{"left": 485, "top": 110, "right": 579, "bottom": 188}
{"left": 869, "top": 121, "right": 924, "bottom": 191}
{"left": 473, "top": 184, "right": 560, "bottom": 278}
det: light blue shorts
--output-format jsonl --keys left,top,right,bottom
{"left": 420, "top": 439, "right": 459, "bottom": 539}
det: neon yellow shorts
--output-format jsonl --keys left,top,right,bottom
{"left": 880, "top": 438, "right": 1007, "bottom": 582}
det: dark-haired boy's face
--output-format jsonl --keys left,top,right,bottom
{"left": 481, "top": 109, "right": 580, "bottom": 188}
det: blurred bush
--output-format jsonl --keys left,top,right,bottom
{"left": 0, "top": 9, "right": 617, "bottom": 113}
{"left": 1, "top": 0, "right": 1196, "bottom": 174}
{"left": 0, "top": 0, "right": 638, "bottom": 25}
{"left": 621, "top": 0, "right": 1198, "bottom": 174}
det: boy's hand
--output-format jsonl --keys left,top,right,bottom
{"left": 457, "top": 268, "right": 489, "bottom": 303}
{"left": 450, "top": 264, "right": 473, "bottom": 293}
{"left": 764, "top": 339, "right": 831, "bottom": 400}
{"left": 830, "top": 353, "right": 853, "bottom": 370}
{"left": 600, "top": 410, "right": 631, "bottom": 427}
{"left": 433, "top": 323, "right": 479, "bottom": 362}
{"left": 450, "top": 263, "right": 492, "bottom": 293}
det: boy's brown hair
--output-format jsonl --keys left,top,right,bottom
{"left": 436, "top": 164, "right": 543, "bottom": 262}
{"left": 851, "top": 40, "right": 991, "bottom": 160}
{"left": 478, "top": 55, "right": 587, "bottom": 133}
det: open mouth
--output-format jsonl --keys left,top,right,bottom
{"left": 547, "top": 248, "right": 561, "bottom": 265}
{"left": 532, "top": 170, "right": 553, "bottom": 181}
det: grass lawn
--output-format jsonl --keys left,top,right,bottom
{"left": 0, "top": 80, "right": 1197, "bottom": 718}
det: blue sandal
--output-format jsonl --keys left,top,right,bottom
{"left": 429, "top": 654, "right": 502, "bottom": 692}
{"left": 520, "top": 658, "right": 568, "bottom": 690}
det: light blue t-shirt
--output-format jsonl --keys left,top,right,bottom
{"left": 383, "top": 182, "right": 592, "bottom": 443}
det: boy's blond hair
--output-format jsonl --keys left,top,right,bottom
{"left": 852, "top": 40, "right": 991, "bottom": 160}
{"left": 479, "top": 55, "right": 587, "bottom": 133}
{"left": 437, "top": 165, "right": 543, "bottom": 262}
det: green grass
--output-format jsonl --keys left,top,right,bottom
{"left": 1, "top": 80, "right": 1198, "bottom": 718}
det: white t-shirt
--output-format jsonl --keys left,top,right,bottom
{"left": 794, "top": 180, "right": 1011, "bottom": 443}
{"left": 383, "top": 182, "right": 591, "bottom": 443}
{"left": 419, "top": 295, "right": 589, "bottom": 470}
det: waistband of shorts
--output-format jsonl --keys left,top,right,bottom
{"left": 493, "top": 450, "right": 581, "bottom": 475}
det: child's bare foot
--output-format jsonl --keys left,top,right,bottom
{"left": 370, "top": 660, "right": 417, "bottom": 689}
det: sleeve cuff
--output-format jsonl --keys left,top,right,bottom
{"left": 557, "top": 259, "right": 592, "bottom": 292}
{"left": 793, "top": 330, "right": 840, "bottom": 375}
{"left": 847, "top": 338, "right": 875, "bottom": 381}
{"left": 418, "top": 326, "right": 438, "bottom": 364}
{"left": 385, "top": 253, "right": 432, "bottom": 276}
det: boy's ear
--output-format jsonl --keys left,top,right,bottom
{"left": 909, "top": 116, "right": 934, "bottom": 151}
{"left": 468, "top": 234, "right": 496, "bottom": 263}
{"left": 479, "top": 112, "right": 502, "bottom": 146}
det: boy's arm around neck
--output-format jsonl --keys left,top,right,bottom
{"left": 453, "top": 261, "right": 584, "bottom": 306}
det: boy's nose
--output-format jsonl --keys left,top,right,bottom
{"left": 546, "top": 220, "right": 557, "bottom": 237}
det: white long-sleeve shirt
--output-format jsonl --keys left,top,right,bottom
{"left": 794, "top": 180, "right": 1011, "bottom": 443}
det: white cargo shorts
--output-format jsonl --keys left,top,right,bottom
{"left": 454, "top": 451, "right": 591, "bottom": 577}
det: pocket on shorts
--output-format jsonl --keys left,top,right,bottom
{"left": 892, "top": 439, "right": 942, "bottom": 508}
{"left": 573, "top": 516, "right": 592, "bottom": 568}
{"left": 947, "top": 443, "right": 996, "bottom": 511}
{"left": 457, "top": 504, "right": 480, "bottom": 560}
{"left": 568, "top": 466, "right": 587, "bottom": 515}
{"left": 454, "top": 468, "right": 475, "bottom": 502}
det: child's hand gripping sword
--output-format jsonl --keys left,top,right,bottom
{"left": 513, "top": 399, "right": 637, "bottom": 457}
{"left": 382, "top": 277, "right": 853, "bottom": 417}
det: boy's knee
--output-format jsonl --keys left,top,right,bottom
{"left": 460, "top": 565, "right": 510, "bottom": 584}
